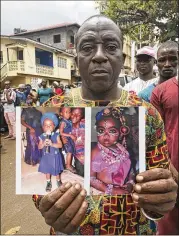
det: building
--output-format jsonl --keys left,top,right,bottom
{"left": 1, "top": 36, "right": 76, "bottom": 88}
{"left": 12, "top": 23, "right": 80, "bottom": 51}
{"left": 120, "top": 35, "right": 133, "bottom": 76}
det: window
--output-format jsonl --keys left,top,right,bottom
{"left": 53, "top": 34, "right": 61, "bottom": 43}
{"left": 37, "top": 38, "right": 40, "bottom": 42}
{"left": 17, "top": 50, "right": 23, "bottom": 60}
{"left": 70, "top": 35, "right": 74, "bottom": 44}
{"left": 58, "top": 57, "right": 67, "bottom": 69}
{"left": 0, "top": 51, "right": 3, "bottom": 63}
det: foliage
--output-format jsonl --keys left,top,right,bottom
{"left": 96, "top": 0, "right": 178, "bottom": 44}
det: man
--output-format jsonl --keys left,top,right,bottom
{"left": 124, "top": 46, "right": 158, "bottom": 94}
{"left": 16, "top": 84, "right": 26, "bottom": 105}
{"left": 150, "top": 41, "right": 179, "bottom": 235}
{"left": 52, "top": 81, "right": 63, "bottom": 95}
{"left": 1, "top": 81, "right": 16, "bottom": 140}
{"left": 138, "top": 41, "right": 178, "bottom": 102}
{"left": 33, "top": 16, "right": 177, "bottom": 235}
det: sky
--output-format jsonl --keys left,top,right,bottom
{"left": 1, "top": 1, "right": 99, "bottom": 35}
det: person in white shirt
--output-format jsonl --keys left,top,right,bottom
{"left": 124, "top": 46, "right": 158, "bottom": 94}
{"left": 2, "top": 81, "right": 16, "bottom": 140}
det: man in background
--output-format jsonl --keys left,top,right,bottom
{"left": 139, "top": 41, "right": 178, "bottom": 102}
{"left": 124, "top": 46, "right": 157, "bottom": 94}
{"left": 1, "top": 81, "right": 16, "bottom": 140}
{"left": 150, "top": 41, "right": 178, "bottom": 235}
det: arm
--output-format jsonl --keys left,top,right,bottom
{"left": 6, "top": 90, "right": 15, "bottom": 104}
{"left": 90, "top": 148, "right": 108, "bottom": 193}
{"left": 38, "top": 137, "right": 45, "bottom": 149}
{"left": 150, "top": 87, "right": 164, "bottom": 120}
{"left": 132, "top": 102, "right": 177, "bottom": 218}
{"left": 51, "top": 135, "right": 63, "bottom": 148}
{"left": 59, "top": 122, "right": 73, "bottom": 138}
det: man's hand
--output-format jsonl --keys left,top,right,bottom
{"left": 132, "top": 168, "right": 178, "bottom": 215}
{"left": 39, "top": 182, "right": 88, "bottom": 234}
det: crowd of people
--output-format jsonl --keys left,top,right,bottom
{"left": 1, "top": 14, "right": 178, "bottom": 236}
{"left": 1, "top": 80, "right": 77, "bottom": 142}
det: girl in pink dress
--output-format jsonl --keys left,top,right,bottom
{"left": 91, "top": 107, "right": 134, "bottom": 195}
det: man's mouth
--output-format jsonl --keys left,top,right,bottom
{"left": 91, "top": 69, "right": 108, "bottom": 75}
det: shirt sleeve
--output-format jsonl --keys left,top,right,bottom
{"left": 144, "top": 101, "right": 169, "bottom": 171}
{"left": 150, "top": 86, "right": 164, "bottom": 120}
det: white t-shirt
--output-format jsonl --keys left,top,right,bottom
{"left": 2, "top": 89, "right": 16, "bottom": 113}
{"left": 123, "top": 77, "right": 158, "bottom": 94}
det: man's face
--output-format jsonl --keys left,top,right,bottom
{"left": 5, "top": 83, "right": 10, "bottom": 89}
{"left": 157, "top": 48, "right": 178, "bottom": 80}
{"left": 97, "top": 118, "right": 120, "bottom": 147}
{"left": 136, "top": 55, "right": 155, "bottom": 75}
{"left": 76, "top": 18, "right": 123, "bottom": 93}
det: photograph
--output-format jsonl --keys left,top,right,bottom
{"left": 90, "top": 107, "right": 142, "bottom": 195}
{"left": 16, "top": 106, "right": 85, "bottom": 195}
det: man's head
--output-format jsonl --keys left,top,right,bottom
{"left": 135, "top": 46, "right": 156, "bottom": 76}
{"left": 18, "top": 84, "right": 25, "bottom": 92}
{"left": 53, "top": 81, "right": 59, "bottom": 88}
{"left": 157, "top": 41, "right": 178, "bottom": 81}
{"left": 4, "top": 81, "right": 11, "bottom": 89}
{"left": 75, "top": 15, "right": 123, "bottom": 93}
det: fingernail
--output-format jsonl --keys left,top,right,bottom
{"left": 135, "top": 184, "right": 142, "bottom": 192}
{"left": 132, "top": 193, "right": 139, "bottom": 201}
{"left": 65, "top": 182, "right": 71, "bottom": 188}
{"left": 75, "top": 184, "right": 81, "bottom": 190}
{"left": 82, "top": 201, "right": 88, "bottom": 208}
{"left": 80, "top": 189, "right": 86, "bottom": 196}
{"left": 136, "top": 175, "right": 144, "bottom": 182}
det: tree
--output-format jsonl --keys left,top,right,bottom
{"left": 96, "top": 0, "right": 178, "bottom": 44}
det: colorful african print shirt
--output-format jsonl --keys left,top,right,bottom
{"left": 32, "top": 87, "right": 169, "bottom": 235}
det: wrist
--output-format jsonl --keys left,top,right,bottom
{"left": 141, "top": 208, "right": 164, "bottom": 221}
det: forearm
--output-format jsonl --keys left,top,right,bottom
{"left": 21, "top": 120, "right": 32, "bottom": 129}
{"left": 90, "top": 176, "right": 107, "bottom": 193}
{"left": 52, "top": 143, "right": 62, "bottom": 148}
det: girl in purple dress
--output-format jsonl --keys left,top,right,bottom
{"left": 38, "top": 112, "right": 64, "bottom": 192}
{"left": 59, "top": 107, "right": 76, "bottom": 173}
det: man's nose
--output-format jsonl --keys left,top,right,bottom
{"left": 164, "top": 59, "right": 172, "bottom": 67}
{"left": 92, "top": 44, "right": 108, "bottom": 63}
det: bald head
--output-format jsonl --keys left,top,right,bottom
{"left": 157, "top": 41, "right": 178, "bottom": 57}
{"left": 75, "top": 15, "right": 123, "bottom": 49}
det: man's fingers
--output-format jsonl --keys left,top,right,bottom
{"left": 132, "top": 191, "right": 177, "bottom": 205}
{"left": 136, "top": 168, "right": 172, "bottom": 183}
{"left": 53, "top": 189, "right": 87, "bottom": 229}
{"left": 44, "top": 183, "right": 82, "bottom": 225}
{"left": 39, "top": 182, "right": 72, "bottom": 214}
{"left": 63, "top": 201, "right": 88, "bottom": 234}
{"left": 139, "top": 201, "right": 176, "bottom": 215}
{"left": 134, "top": 177, "right": 178, "bottom": 193}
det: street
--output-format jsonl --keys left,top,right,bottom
{"left": 1, "top": 135, "right": 50, "bottom": 235}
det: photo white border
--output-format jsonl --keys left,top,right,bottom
{"left": 16, "top": 106, "right": 22, "bottom": 194}
{"left": 139, "top": 106, "right": 146, "bottom": 172}
{"left": 84, "top": 107, "right": 91, "bottom": 195}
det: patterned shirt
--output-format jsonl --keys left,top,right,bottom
{"left": 33, "top": 88, "right": 169, "bottom": 235}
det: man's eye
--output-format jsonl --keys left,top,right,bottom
{"left": 158, "top": 58, "right": 165, "bottom": 63}
{"left": 106, "top": 45, "right": 117, "bottom": 51}
{"left": 82, "top": 46, "right": 93, "bottom": 52}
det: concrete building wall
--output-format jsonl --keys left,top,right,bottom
{"left": 16, "top": 25, "right": 79, "bottom": 50}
